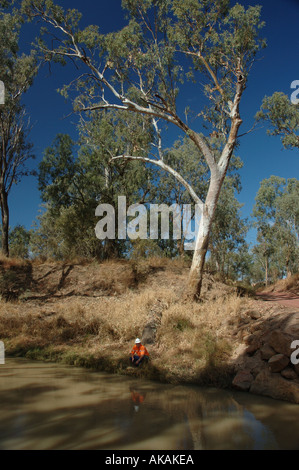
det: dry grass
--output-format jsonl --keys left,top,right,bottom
{"left": 257, "top": 273, "right": 299, "bottom": 296}
{"left": 0, "top": 254, "right": 29, "bottom": 269}
{"left": 0, "top": 257, "right": 253, "bottom": 385}
{"left": 0, "top": 285, "right": 174, "bottom": 349}
{"left": 0, "top": 256, "right": 32, "bottom": 301}
{"left": 152, "top": 294, "right": 245, "bottom": 382}
{"left": 276, "top": 273, "right": 299, "bottom": 294}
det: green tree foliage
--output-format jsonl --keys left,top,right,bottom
{"left": 252, "top": 175, "right": 299, "bottom": 284}
{"left": 256, "top": 92, "right": 299, "bottom": 150}
{"left": 0, "top": 2, "right": 37, "bottom": 256}
{"left": 34, "top": 133, "right": 106, "bottom": 260}
{"left": 9, "top": 224, "right": 31, "bottom": 258}
{"left": 0, "top": 223, "right": 31, "bottom": 258}
{"left": 38, "top": 134, "right": 79, "bottom": 209}
{"left": 30, "top": 203, "right": 105, "bottom": 260}
{"left": 33, "top": 109, "right": 156, "bottom": 260}
{"left": 208, "top": 183, "right": 249, "bottom": 280}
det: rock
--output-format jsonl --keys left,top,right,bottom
{"left": 141, "top": 300, "right": 164, "bottom": 345}
{"left": 281, "top": 367, "right": 298, "bottom": 380}
{"left": 250, "top": 369, "right": 299, "bottom": 404}
{"left": 283, "top": 312, "right": 299, "bottom": 337}
{"left": 237, "top": 330, "right": 246, "bottom": 340}
{"left": 243, "top": 334, "right": 256, "bottom": 345}
{"left": 245, "top": 310, "right": 262, "bottom": 320}
{"left": 267, "top": 330, "right": 293, "bottom": 357}
{"left": 260, "top": 343, "right": 276, "bottom": 361}
{"left": 249, "top": 323, "right": 263, "bottom": 332}
{"left": 294, "top": 363, "right": 299, "bottom": 376}
{"left": 268, "top": 354, "right": 289, "bottom": 373}
{"left": 141, "top": 324, "right": 156, "bottom": 345}
{"left": 251, "top": 362, "right": 267, "bottom": 378}
{"left": 239, "top": 313, "right": 250, "bottom": 324}
{"left": 232, "top": 347, "right": 264, "bottom": 373}
{"left": 232, "top": 370, "right": 254, "bottom": 391}
{"left": 233, "top": 343, "right": 248, "bottom": 359}
{"left": 245, "top": 343, "right": 260, "bottom": 356}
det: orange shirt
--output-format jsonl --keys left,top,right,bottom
{"left": 130, "top": 344, "right": 149, "bottom": 357}
{"left": 131, "top": 391, "right": 145, "bottom": 404}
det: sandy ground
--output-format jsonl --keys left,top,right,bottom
{"left": 255, "top": 291, "right": 299, "bottom": 308}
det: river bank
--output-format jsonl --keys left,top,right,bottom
{"left": 1, "top": 257, "right": 299, "bottom": 403}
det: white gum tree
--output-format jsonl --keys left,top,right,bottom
{"left": 22, "top": 0, "right": 265, "bottom": 300}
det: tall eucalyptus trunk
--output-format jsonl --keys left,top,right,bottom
{"left": 0, "top": 188, "right": 9, "bottom": 257}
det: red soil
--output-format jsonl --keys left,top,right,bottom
{"left": 256, "top": 290, "right": 299, "bottom": 308}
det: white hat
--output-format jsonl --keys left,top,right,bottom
{"left": 135, "top": 338, "right": 141, "bottom": 343}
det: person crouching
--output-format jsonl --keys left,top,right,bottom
{"left": 129, "top": 338, "right": 149, "bottom": 367}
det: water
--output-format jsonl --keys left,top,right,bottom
{"left": 0, "top": 358, "right": 298, "bottom": 450}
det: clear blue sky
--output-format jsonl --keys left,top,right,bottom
{"left": 8, "top": 0, "right": 299, "bottom": 247}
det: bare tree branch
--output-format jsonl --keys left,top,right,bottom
{"left": 110, "top": 154, "right": 203, "bottom": 208}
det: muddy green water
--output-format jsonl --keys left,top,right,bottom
{"left": 0, "top": 358, "right": 298, "bottom": 450}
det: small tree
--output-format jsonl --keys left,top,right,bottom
{"left": 256, "top": 92, "right": 299, "bottom": 150}
{"left": 209, "top": 182, "right": 249, "bottom": 280}
{"left": 23, "top": 0, "right": 265, "bottom": 299}
{"left": 0, "top": 3, "right": 37, "bottom": 256}
{"left": 252, "top": 176, "right": 299, "bottom": 282}
{"left": 9, "top": 224, "right": 31, "bottom": 258}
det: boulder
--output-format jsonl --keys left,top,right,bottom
{"left": 232, "top": 348, "right": 264, "bottom": 376}
{"left": 281, "top": 367, "right": 298, "bottom": 380}
{"left": 268, "top": 354, "right": 289, "bottom": 373}
{"left": 260, "top": 343, "right": 276, "bottom": 361}
{"left": 267, "top": 330, "right": 293, "bottom": 357}
{"left": 232, "top": 370, "right": 254, "bottom": 391}
{"left": 283, "top": 312, "right": 299, "bottom": 337}
{"left": 243, "top": 333, "right": 257, "bottom": 345}
{"left": 245, "top": 342, "right": 260, "bottom": 356}
{"left": 250, "top": 369, "right": 299, "bottom": 404}
{"left": 244, "top": 310, "right": 262, "bottom": 320}
{"left": 251, "top": 361, "right": 267, "bottom": 378}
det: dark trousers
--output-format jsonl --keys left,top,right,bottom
{"left": 129, "top": 355, "right": 149, "bottom": 367}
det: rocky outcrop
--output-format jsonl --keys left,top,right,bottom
{"left": 268, "top": 353, "right": 289, "bottom": 373}
{"left": 260, "top": 344, "right": 276, "bottom": 360}
{"left": 232, "top": 370, "right": 254, "bottom": 391}
{"left": 250, "top": 369, "right": 299, "bottom": 404}
{"left": 231, "top": 307, "right": 299, "bottom": 404}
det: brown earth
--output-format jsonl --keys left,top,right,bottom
{"left": 255, "top": 290, "right": 299, "bottom": 308}
{"left": 255, "top": 273, "right": 299, "bottom": 307}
